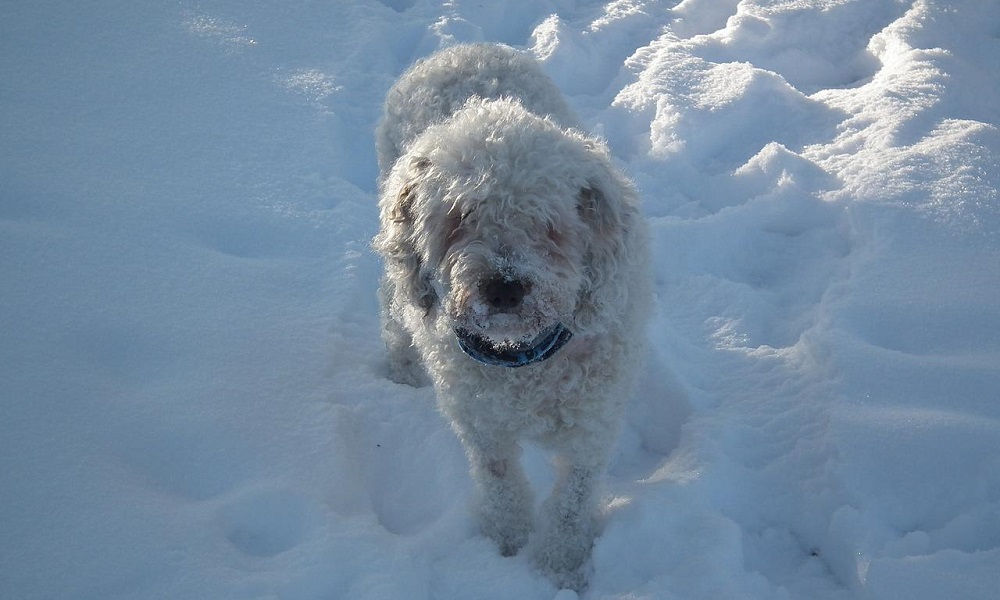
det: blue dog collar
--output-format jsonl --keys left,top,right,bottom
{"left": 455, "top": 323, "right": 573, "bottom": 368}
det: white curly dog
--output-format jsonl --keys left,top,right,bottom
{"left": 374, "top": 43, "right": 650, "bottom": 588}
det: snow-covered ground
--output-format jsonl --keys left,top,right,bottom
{"left": 2, "top": 0, "right": 998, "bottom": 598}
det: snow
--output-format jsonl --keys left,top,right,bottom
{"left": 2, "top": 0, "right": 998, "bottom": 598}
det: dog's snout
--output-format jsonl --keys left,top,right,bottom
{"left": 482, "top": 277, "right": 529, "bottom": 311}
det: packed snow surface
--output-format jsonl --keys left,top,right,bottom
{"left": 2, "top": 1, "right": 999, "bottom": 598}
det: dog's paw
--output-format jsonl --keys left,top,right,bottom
{"left": 480, "top": 509, "right": 531, "bottom": 557}
{"left": 533, "top": 523, "right": 594, "bottom": 591}
{"left": 496, "top": 530, "right": 530, "bottom": 558}
{"left": 385, "top": 356, "right": 430, "bottom": 387}
{"left": 534, "top": 554, "right": 589, "bottom": 592}
{"left": 546, "top": 568, "right": 588, "bottom": 593}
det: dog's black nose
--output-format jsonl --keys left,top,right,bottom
{"left": 482, "top": 278, "right": 528, "bottom": 311}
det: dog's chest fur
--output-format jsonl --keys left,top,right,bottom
{"left": 430, "top": 333, "right": 626, "bottom": 441}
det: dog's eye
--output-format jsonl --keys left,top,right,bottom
{"left": 445, "top": 208, "right": 473, "bottom": 249}
{"left": 546, "top": 222, "right": 565, "bottom": 245}
{"left": 577, "top": 186, "right": 599, "bottom": 219}
{"left": 448, "top": 205, "right": 477, "bottom": 222}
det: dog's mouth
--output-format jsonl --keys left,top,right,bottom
{"left": 455, "top": 323, "right": 573, "bottom": 368}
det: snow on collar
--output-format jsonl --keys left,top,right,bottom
{"left": 455, "top": 323, "right": 573, "bottom": 368}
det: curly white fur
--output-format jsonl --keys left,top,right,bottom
{"left": 373, "top": 43, "right": 651, "bottom": 589}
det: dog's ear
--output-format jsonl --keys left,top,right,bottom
{"left": 389, "top": 181, "right": 416, "bottom": 224}
{"left": 386, "top": 156, "right": 431, "bottom": 224}
{"left": 574, "top": 172, "right": 644, "bottom": 333}
{"left": 374, "top": 157, "right": 438, "bottom": 315}
{"left": 577, "top": 184, "right": 624, "bottom": 242}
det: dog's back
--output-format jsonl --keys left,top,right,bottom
{"left": 375, "top": 44, "right": 579, "bottom": 176}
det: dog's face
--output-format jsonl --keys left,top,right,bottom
{"left": 376, "top": 99, "right": 636, "bottom": 366}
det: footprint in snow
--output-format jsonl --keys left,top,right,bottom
{"left": 218, "top": 489, "right": 317, "bottom": 557}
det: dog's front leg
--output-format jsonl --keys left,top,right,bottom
{"left": 460, "top": 431, "right": 534, "bottom": 557}
{"left": 535, "top": 456, "right": 603, "bottom": 588}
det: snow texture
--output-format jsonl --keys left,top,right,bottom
{"left": 2, "top": 0, "right": 998, "bottom": 598}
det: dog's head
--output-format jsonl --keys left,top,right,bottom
{"left": 375, "top": 98, "right": 641, "bottom": 366}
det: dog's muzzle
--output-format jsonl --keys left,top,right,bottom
{"left": 455, "top": 323, "right": 573, "bottom": 368}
